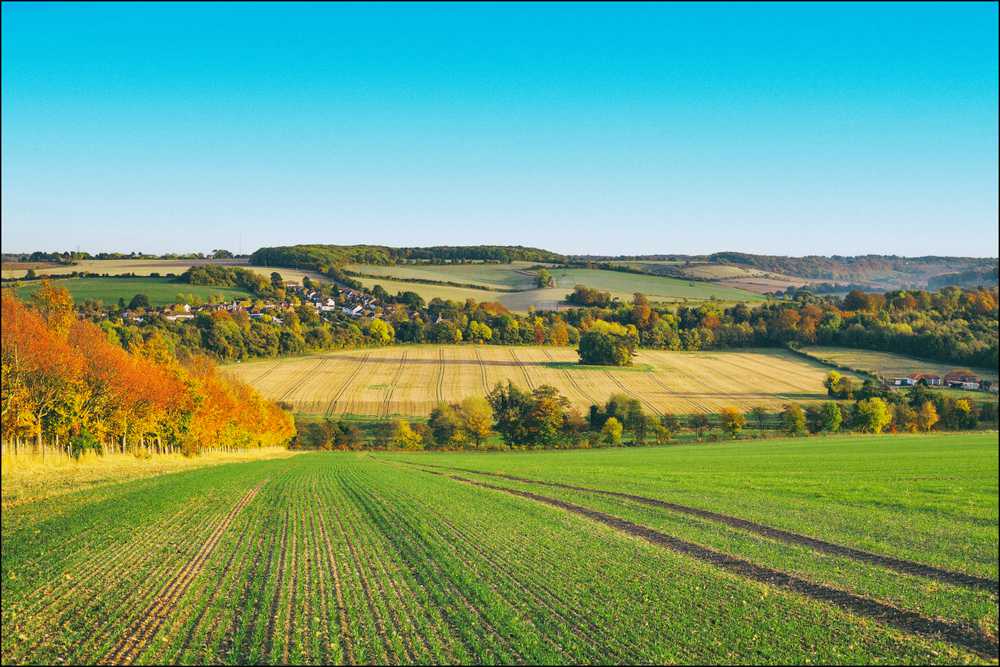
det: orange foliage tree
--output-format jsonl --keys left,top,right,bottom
{"left": 1, "top": 289, "right": 294, "bottom": 456}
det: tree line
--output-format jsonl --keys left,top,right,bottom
{"left": 295, "top": 379, "right": 996, "bottom": 452}
{"left": 1, "top": 288, "right": 295, "bottom": 459}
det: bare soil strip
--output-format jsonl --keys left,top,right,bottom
{"left": 173, "top": 512, "right": 256, "bottom": 661}
{"left": 418, "top": 462, "right": 998, "bottom": 593}
{"left": 100, "top": 481, "right": 266, "bottom": 665}
{"left": 454, "top": 475, "right": 999, "bottom": 661}
{"left": 326, "top": 353, "right": 370, "bottom": 416}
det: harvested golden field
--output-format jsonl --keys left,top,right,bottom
{"left": 799, "top": 346, "right": 999, "bottom": 383}
{"left": 224, "top": 345, "right": 848, "bottom": 417}
{"left": 0, "top": 258, "right": 327, "bottom": 284}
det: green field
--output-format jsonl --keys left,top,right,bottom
{"left": 799, "top": 346, "right": 999, "bottom": 384}
{"left": 3, "top": 433, "right": 996, "bottom": 664}
{"left": 349, "top": 263, "right": 764, "bottom": 311}
{"left": 10, "top": 276, "right": 254, "bottom": 307}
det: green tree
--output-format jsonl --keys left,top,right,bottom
{"left": 602, "top": 417, "right": 623, "bottom": 446}
{"left": 429, "top": 403, "right": 466, "bottom": 448}
{"left": 460, "top": 396, "right": 493, "bottom": 448}
{"left": 390, "top": 419, "right": 423, "bottom": 450}
{"left": 748, "top": 406, "right": 769, "bottom": 433}
{"left": 719, "top": 407, "right": 746, "bottom": 438}
{"left": 853, "top": 397, "right": 892, "bottom": 434}
{"left": 368, "top": 318, "right": 395, "bottom": 345}
{"left": 782, "top": 403, "right": 807, "bottom": 436}
{"left": 689, "top": 413, "right": 711, "bottom": 440}
{"left": 127, "top": 293, "right": 151, "bottom": 310}
{"left": 916, "top": 401, "right": 939, "bottom": 432}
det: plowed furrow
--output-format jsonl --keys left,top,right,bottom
{"left": 455, "top": 475, "right": 999, "bottom": 661}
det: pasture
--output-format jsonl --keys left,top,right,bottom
{"left": 10, "top": 276, "right": 254, "bottom": 307}
{"left": 2, "top": 434, "right": 996, "bottom": 664}
{"left": 800, "top": 346, "right": 999, "bottom": 384}
{"left": 224, "top": 345, "right": 853, "bottom": 417}
{"left": 0, "top": 258, "right": 327, "bottom": 285}
{"left": 347, "top": 263, "right": 764, "bottom": 311}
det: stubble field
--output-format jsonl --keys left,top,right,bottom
{"left": 224, "top": 345, "right": 849, "bottom": 417}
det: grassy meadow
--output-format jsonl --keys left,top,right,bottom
{"left": 223, "top": 345, "right": 849, "bottom": 417}
{"left": 347, "top": 262, "right": 765, "bottom": 311}
{"left": 800, "top": 346, "right": 999, "bottom": 383}
{"left": 11, "top": 276, "right": 254, "bottom": 307}
{"left": 2, "top": 433, "right": 996, "bottom": 664}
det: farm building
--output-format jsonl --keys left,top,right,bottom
{"left": 943, "top": 370, "right": 980, "bottom": 390}
{"left": 907, "top": 373, "right": 942, "bottom": 386}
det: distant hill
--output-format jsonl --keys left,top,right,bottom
{"left": 572, "top": 252, "right": 998, "bottom": 291}
{"left": 249, "top": 244, "right": 566, "bottom": 271}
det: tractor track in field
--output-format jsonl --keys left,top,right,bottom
{"left": 509, "top": 347, "right": 536, "bottom": 391}
{"left": 473, "top": 348, "right": 490, "bottom": 394}
{"left": 331, "top": 498, "right": 395, "bottom": 663}
{"left": 278, "top": 357, "right": 327, "bottom": 403}
{"left": 603, "top": 369, "right": 662, "bottom": 416}
{"left": 345, "top": 480, "right": 522, "bottom": 663}
{"left": 16, "top": 505, "right": 193, "bottom": 625}
{"left": 250, "top": 359, "right": 284, "bottom": 385}
{"left": 316, "top": 507, "right": 355, "bottom": 664}
{"left": 449, "top": 474, "right": 999, "bottom": 661}
{"left": 411, "top": 462, "right": 1000, "bottom": 593}
{"left": 100, "top": 481, "right": 266, "bottom": 666}
{"left": 379, "top": 351, "right": 409, "bottom": 418}
{"left": 326, "top": 353, "right": 370, "bottom": 416}
{"left": 645, "top": 371, "right": 706, "bottom": 414}
{"left": 21, "top": 510, "right": 205, "bottom": 664}
{"left": 543, "top": 348, "right": 598, "bottom": 406}
{"left": 374, "top": 456, "right": 643, "bottom": 661}
{"left": 435, "top": 348, "right": 446, "bottom": 404}
{"left": 171, "top": 510, "right": 256, "bottom": 663}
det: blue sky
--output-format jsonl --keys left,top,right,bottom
{"left": 2, "top": 2, "right": 997, "bottom": 257}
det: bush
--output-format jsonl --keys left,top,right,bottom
{"left": 69, "top": 429, "right": 101, "bottom": 459}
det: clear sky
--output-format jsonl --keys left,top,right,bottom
{"left": 2, "top": 2, "right": 997, "bottom": 257}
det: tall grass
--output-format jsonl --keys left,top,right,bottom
{"left": 1, "top": 447, "right": 297, "bottom": 508}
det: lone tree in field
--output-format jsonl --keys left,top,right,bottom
{"left": 536, "top": 268, "right": 555, "bottom": 288}
{"left": 577, "top": 320, "right": 639, "bottom": 366}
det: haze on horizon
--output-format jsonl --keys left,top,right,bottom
{"left": 2, "top": 3, "right": 997, "bottom": 258}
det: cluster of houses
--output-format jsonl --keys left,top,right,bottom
{"left": 289, "top": 283, "right": 381, "bottom": 319}
{"left": 120, "top": 281, "right": 386, "bottom": 325}
{"left": 889, "top": 370, "right": 995, "bottom": 393}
